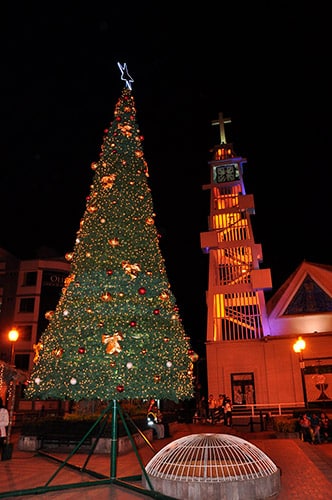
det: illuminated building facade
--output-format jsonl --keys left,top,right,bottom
{"left": 201, "top": 114, "right": 332, "bottom": 408}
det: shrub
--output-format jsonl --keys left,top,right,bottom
{"left": 272, "top": 416, "right": 298, "bottom": 433}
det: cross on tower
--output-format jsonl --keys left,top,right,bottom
{"left": 211, "top": 112, "right": 231, "bottom": 145}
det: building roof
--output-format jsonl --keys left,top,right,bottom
{"left": 266, "top": 261, "right": 332, "bottom": 316}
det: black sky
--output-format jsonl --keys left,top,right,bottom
{"left": 1, "top": 4, "right": 331, "bottom": 353}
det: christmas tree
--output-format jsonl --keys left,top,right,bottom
{"left": 26, "top": 64, "right": 194, "bottom": 403}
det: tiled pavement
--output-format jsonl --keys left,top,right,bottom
{"left": 1, "top": 423, "right": 332, "bottom": 499}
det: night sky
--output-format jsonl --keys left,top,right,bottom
{"left": 1, "top": 5, "right": 331, "bottom": 353}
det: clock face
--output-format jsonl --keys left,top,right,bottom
{"left": 214, "top": 164, "right": 240, "bottom": 183}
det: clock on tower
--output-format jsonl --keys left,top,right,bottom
{"left": 214, "top": 163, "right": 240, "bottom": 183}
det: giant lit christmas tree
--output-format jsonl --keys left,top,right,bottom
{"left": 26, "top": 64, "right": 194, "bottom": 404}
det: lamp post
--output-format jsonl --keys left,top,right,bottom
{"left": 6, "top": 328, "right": 19, "bottom": 458}
{"left": 293, "top": 336, "right": 308, "bottom": 408}
{"left": 8, "top": 328, "right": 19, "bottom": 365}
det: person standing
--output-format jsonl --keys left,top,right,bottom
{"left": 224, "top": 397, "right": 233, "bottom": 427}
{"left": 216, "top": 394, "right": 225, "bottom": 423}
{"left": 147, "top": 402, "right": 165, "bottom": 439}
{"left": 208, "top": 394, "right": 217, "bottom": 424}
{"left": 0, "top": 398, "right": 9, "bottom": 453}
{"left": 320, "top": 412, "right": 330, "bottom": 443}
{"left": 299, "top": 413, "right": 314, "bottom": 443}
{"left": 311, "top": 413, "right": 322, "bottom": 444}
{"left": 198, "top": 395, "right": 207, "bottom": 423}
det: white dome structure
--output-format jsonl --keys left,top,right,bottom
{"left": 143, "top": 433, "right": 280, "bottom": 499}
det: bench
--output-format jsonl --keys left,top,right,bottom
{"left": 41, "top": 433, "right": 92, "bottom": 449}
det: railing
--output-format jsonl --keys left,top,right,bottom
{"left": 232, "top": 402, "right": 305, "bottom": 417}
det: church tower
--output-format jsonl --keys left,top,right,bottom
{"left": 200, "top": 113, "right": 272, "bottom": 396}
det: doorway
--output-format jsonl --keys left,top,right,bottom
{"left": 231, "top": 373, "right": 255, "bottom": 406}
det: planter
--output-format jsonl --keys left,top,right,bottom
{"left": 93, "top": 429, "right": 153, "bottom": 454}
{"left": 18, "top": 430, "right": 153, "bottom": 454}
{"left": 18, "top": 436, "right": 42, "bottom": 451}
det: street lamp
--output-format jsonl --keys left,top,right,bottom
{"left": 293, "top": 336, "right": 308, "bottom": 408}
{"left": 6, "top": 328, "right": 19, "bottom": 459}
{"left": 8, "top": 328, "right": 19, "bottom": 365}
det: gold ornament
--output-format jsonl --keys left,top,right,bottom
{"left": 32, "top": 342, "right": 43, "bottom": 363}
{"left": 146, "top": 217, "right": 154, "bottom": 225}
{"left": 101, "top": 174, "right": 116, "bottom": 189}
{"left": 45, "top": 310, "right": 54, "bottom": 321}
{"left": 190, "top": 352, "right": 199, "bottom": 363}
{"left": 87, "top": 206, "right": 98, "bottom": 213}
{"left": 143, "top": 160, "right": 149, "bottom": 177}
{"left": 102, "top": 332, "right": 123, "bottom": 354}
{"left": 101, "top": 292, "right": 112, "bottom": 302}
{"left": 53, "top": 348, "right": 64, "bottom": 358}
{"left": 108, "top": 238, "right": 119, "bottom": 247}
{"left": 64, "top": 274, "right": 75, "bottom": 287}
{"left": 121, "top": 261, "right": 141, "bottom": 279}
{"left": 118, "top": 123, "right": 133, "bottom": 137}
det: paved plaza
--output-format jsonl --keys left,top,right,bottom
{"left": 0, "top": 422, "right": 332, "bottom": 499}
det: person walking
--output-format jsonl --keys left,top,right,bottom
{"left": 0, "top": 398, "right": 9, "bottom": 454}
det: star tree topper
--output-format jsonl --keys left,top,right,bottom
{"left": 117, "top": 62, "right": 134, "bottom": 90}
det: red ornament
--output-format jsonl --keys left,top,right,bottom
{"left": 106, "top": 269, "right": 113, "bottom": 276}
{"left": 116, "top": 384, "right": 124, "bottom": 392}
{"left": 116, "top": 116, "right": 121, "bottom": 122}
{"left": 153, "top": 309, "right": 160, "bottom": 315}
{"left": 104, "top": 129, "right": 109, "bottom": 133}
{"left": 188, "top": 349, "right": 194, "bottom": 356}
{"left": 78, "top": 347, "right": 85, "bottom": 354}
{"left": 130, "top": 321, "right": 137, "bottom": 327}
{"left": 138, "top": 287, "right": 146, "bottom": 295}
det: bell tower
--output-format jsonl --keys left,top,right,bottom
{"left": 200, "top": 113, "right": 272, "bottom": 343}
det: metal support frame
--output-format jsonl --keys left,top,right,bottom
{"left": 0, "top": 400, "right": 175, "bottom": 499}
